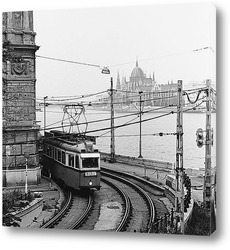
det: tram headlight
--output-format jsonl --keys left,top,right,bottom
{"left": 89, "top": 180, "right": 93, "bottom": 186}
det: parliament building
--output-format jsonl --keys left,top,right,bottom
{"left": 115, "top": 60, "right": 178, "bottom": 107}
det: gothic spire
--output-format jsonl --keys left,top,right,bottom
{"left": 116, "top": 70, "right": 121, "bottom": 90}
{"left": 152, "top": 71, "right": 156, "bottom": 82}
{"left": 136, "top": 56, "right": 138, "bottom": 67}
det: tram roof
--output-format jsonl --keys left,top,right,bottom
{"left": 44, "top": 137, "right": 99, "bottom": 153}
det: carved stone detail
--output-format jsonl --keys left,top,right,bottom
{"left": 2, "top": 12, "right": 7, "bottom": 27}
{"left": 14, "top": 12, "right": 23, "bottom": 29}
{"left": 11, "top": 61, "right": 30, "bottom": 75}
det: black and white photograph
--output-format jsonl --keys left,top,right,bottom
{"left": 1, "top": 0, "right": 227, "bottom": 249}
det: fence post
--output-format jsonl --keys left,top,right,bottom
{"left": 170, "top": 208, "right": 174, "bottom": 228}
{"left": 156, "top": 219, "right": 159, "bottom": 233}
{"left": 164, "top": 213, "right": 167, "bottom": 233}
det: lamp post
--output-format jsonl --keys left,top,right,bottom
{"left": 44, "top": 96, "right": 48, "bottom": 135}
{"left": 138, "top": 91, "right": 143, "bottom": 158}
{"left": 24, "top": 152, "right": 29, "bottom": 195}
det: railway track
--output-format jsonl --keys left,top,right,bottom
{"left": 41, "top": 190, "right": 94, "bottom": 230}
{"left": 101, "top": 166, "right": 172, "bottom": 220}
{"left": 101, "top": 177, "right": 131, "bottom": 232}
{"left": 101, "top": 170, "right": 155, "bottom": 233}
{"left": 41, "top": 168, "right": 168, "bottom": 233}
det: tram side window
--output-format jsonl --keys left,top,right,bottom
{"left": 44, "top": 144, "right": 47, "bottom": 155}
{"left": 57, "top": 150, "right": 61, "bottom": 162}
{"left": 61, "top": 151, "right": 66, "bottom": 164}
{"left": 47, "top": 146, "right": 51, "bottom": 157}
{"left": 68, "top": 154, "right": 74, "bottom": 167}
{"left": 50, "top": 147, "right": 54, "bottom": 158}
{"left": 54, "top": 148, "right": 57, "bottom": 160}
{"left": 75, "top": 155, "right": 79, "bottom": 169}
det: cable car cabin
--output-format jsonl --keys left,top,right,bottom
{"left": 43, "top": 130, "right": 101, "bottom": 191}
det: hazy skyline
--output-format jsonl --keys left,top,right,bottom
{"left": 34, "top": 3, "right": 216, "bottom": 99}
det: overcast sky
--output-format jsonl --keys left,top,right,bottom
{"left": 34, "top": 3, "right": 216, "bottom": 99}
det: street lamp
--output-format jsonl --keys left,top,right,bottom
{"left": 138, "top": 91, "right": 143, "bottom": 158}
{"left": 44, "top": 96, "right": 48, "bottom": 135}
{"left": 101, "top": 67, "right": 110, "bottom": 74}
{"left": 24, "top": 152, "right": 29, "bottom": 195}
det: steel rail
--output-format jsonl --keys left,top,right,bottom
{"left": 101, "top": 177, "right": 131, "bottom": 232}
{"left": 41, "top": 189, "right": 72, "bottom": 229}
{"left": 68, "top": 192, "right": 94, "bottom": 230}
{"left": 102, "top": 170, "right": 155, "bottom": 233}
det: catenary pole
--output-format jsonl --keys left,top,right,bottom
{"left": 44, "top": 96, "right": 48, "bottom": 135}
{"left": 175, "top": 80, "right": 184, "bottom": 234}
{"left": 138, "top": 91, "right": 143, "bottom": 158}
{"left": 203, "top": 79, "right": 212, "bottom": 210}
{"left": 110, "top": 77, "right": 115, "bottom": 162}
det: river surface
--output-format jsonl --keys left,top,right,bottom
{"left": 37, "top": 106, "right": 216, "bottom": 170}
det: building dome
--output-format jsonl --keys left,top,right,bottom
{"left": 130, "top": 60, "right": 145, "bottom": 79}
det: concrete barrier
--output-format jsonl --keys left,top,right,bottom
{"left": 2, "top": 167, "right": 41, "bottom": 187}
{"left": 11, "top": 197, "right": 43, "bottom": 228}
{"left": 101, "top": 152, "right": 173, "bottom": 171}
{"left": 164, "top": 186, "right": 176, "bottom": 205}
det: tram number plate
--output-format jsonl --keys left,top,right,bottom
{"left": 85, "top": 172, "right": 97, "bottom": 177}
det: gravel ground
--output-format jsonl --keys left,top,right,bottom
{"left": 29, "top": 178, "right": 64, "bottom": 228}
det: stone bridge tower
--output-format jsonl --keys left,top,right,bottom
{"left": 2, "top": 11, "right": 41, "bottom": 187}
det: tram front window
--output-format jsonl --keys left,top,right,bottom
{"left": 82, "top": 158, "right": 99, "bottom": 169}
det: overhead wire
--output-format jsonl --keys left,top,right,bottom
{"left": 44, "top": 111, "right": 175, "bottom": 140}
{"left": 108, "top": 46, "right": 214, "bottom": 68}
{"left": 97, "top": 115, "right": 140, "bottom": 138}
{"left": 41, "top": 87, "right": 209, "bottom": 130}
{"left": 46, "top": 90, "right": 108, "bottom": 102}
{"left": 42, "top": 103, "right": 175, "bottom": 130}
{"left": 36, "top": 55, "right": 101, "bottom": 68}
{"left": 38, "top": 86, "right": 208, "bottom": 107}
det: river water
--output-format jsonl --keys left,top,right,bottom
{"left": 37, "top": 106, "right": 216, "bottom": 170}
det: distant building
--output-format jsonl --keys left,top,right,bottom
{"left": 115, "top": 61, "right": 177, "bottom": 107}
{"left": 157, "top": 81, "right": 178, "bottom": 106}
{"left": 2, "top": 11, "right": 41, "bottom": 187}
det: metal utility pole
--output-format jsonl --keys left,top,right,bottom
{"left": 110, "top": 77, "right": 116, "bottom": 163}
{"left": 175, "top": 80, "right": 184, "bottom": 234}
{"left": 24, "top": 152, "right": 29, "bottom": 195}
{"left": 138, "top": 91, "right": 143, "bottom": 158}
{"left": 203, "top": 79, "right": 212, "bottom": 210}
{"left": 44, "top": 96, "right": 48, "bottom": 135}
